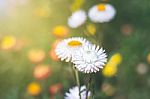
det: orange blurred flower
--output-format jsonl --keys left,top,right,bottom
{"left": 14, "top": 39, "right": 27, "bottom": 51}
{"left": 49, "top": 83, "right": 62, "bottom": 95}
{"left": 27, "top": 82, "right": 41, "bottom": 96}
{"left": 28, "top": 49, "right": 45, "bottom": 63}
{"left": 0, "top": 35, "right": 17, "bottom": 50}
{"left": 52, "top": 25, "right": 69, "bottom": 38}
{"left": 52, "top": 39, "right": 62, "bottom": 49}
{"left": 49, "top": 39, "right": 61, "bottom": 61}
{"left": 49, "top": 49, "right": 59, "bottom": 61}
{"left": 147, "top": 53, "right": 150, "bottom": 64}
{"left": 33, "top": 65, "right": 51, "bottom": 80}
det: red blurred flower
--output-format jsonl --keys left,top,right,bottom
{"left": 49, "top": 83, "right": 62, "bottom": 95}
{"left": 121, "top": 24, "right": 133, "bottom": 36}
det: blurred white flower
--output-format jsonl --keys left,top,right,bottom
{"left": 73, "top": 44, "right": 107, "bottom": 73}
{"left": 0, "top": 0, "right": 8, "bottom": 10}
{"left": 68, "top": 10, "right": 87, "bottom": 28}
{"left": 88, "top": 3, "right": 116, "bottom": 23}
{"left": 65, "top": 85, "right": 90, "bottom": 99}
{"left": 136, "top": 63, "right": 148, "bottom": 75}
{"left": 55, "top": 37, "right": 90, "bottom": 62}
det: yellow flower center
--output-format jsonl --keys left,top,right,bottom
{"left": 97, "top": 4, "right": 106, "bottom": 11}
{"left": 68, "top": 40, "right": 82, "bottom": 47}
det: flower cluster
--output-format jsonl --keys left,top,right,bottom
{"left": 68, "top": 3, "right": 116, "bottom": 28}
{"left": 55, "top": 37, "right": 107, "bottom": 73}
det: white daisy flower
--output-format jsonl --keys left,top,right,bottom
{"left": 65, "top": 85, "right": 90, "bottom": 99}
{"left": 55, "top": 37, "right": 90, "bottom": 62}
{"left": 88, "top": 3, "right": 116, "bottom": 23}
{"left": 72, "top": 44, "right": 107, "bottom": 73}
{"left": 68, "top": 10, "right": 87, "bottom": 28}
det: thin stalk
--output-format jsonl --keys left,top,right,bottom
{"left": 71, "top": 63, "right": 81, "bottom": 99}
{"left": 86, "top": 74, "right": 92, "bottom": 99}
{"left": 74, "top": 69, "right": 81, "bottom": 99}
{"left": 91, "top": 82, "right": 94, "bottom": 99}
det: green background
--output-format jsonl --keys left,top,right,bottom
{"left": 0, "top": 0, "right": 150, "bottom": 99}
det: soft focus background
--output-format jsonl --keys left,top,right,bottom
{"left": 0, "top": 0, "right": 150, "bottom": 99}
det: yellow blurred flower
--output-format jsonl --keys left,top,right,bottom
{"left": 28, "top": 49, "right": 45, "bottom": 63}
{"left": 1, "top": 35, "right": 16, "bottom": 50}
{"left": 52, "top": 25, "right": 69, "bottom": 38}
{"left": 34, "top": 7, "right": 50, "bottom": 18}
{"left": 109, "top": 53, "right": 122, "bottom": 66}
{"left": 70, "top": 0, "right": 85, "bottom": 12}
{"left": 102, "top": 53, "right": 122, "bottom": 77}
{"left": 102, "top": 65, "right": 117, "bottom": 77}
{"left": 86, "top": 24, "right": 96, "bottom": 35}
{"left": 27, "top": 82, "right": 41, "bottom": 96}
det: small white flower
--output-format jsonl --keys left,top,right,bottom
{"left": 65, "top": 85, "right": 90, "bottom": 99}
{"left": 88, "top": 3, "right": 116, "bottom": 23}
{"left": 72, "top": 44, "right": 107, "bottom": 73}
{"left": 68, "top": 10, "right": 87, "bottom": 28}
{"left": 55, "top": 37, "right": 90, "bottom": 62}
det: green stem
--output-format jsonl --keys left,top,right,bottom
{"left": 91, "top": 82, "right": 94, "bottom": 99}
{"left": 86, "top": 74, "right": 92, "bottom": 99}
{"left": 71, "top": 63, "right": 81, "bottom": 99}
{"left": 75, "top": 69, "right": 81, "bottom": 99}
